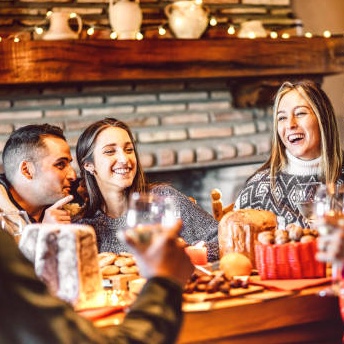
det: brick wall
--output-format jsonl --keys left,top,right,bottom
{"left": 0, "top": 79, "right": 272, "bottom": 172}
{"left": 0, "top": 79, "right": 272, "bottom": 211}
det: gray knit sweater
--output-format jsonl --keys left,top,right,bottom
{"left": 76, "top": 184, "right": 219, "bottom": 262}
{"left": 234, "top": 153, "right": 344, "bottom": 229}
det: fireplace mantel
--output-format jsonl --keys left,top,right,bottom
{"left": 1, "top": 37, "right": 343, "bottom": 84}
{"left": 1, "top": 37, "right": 343, "bottom": 106}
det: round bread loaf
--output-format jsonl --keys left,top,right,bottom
{"left": 218, "top": 209, "right": 277, "bottom": 268}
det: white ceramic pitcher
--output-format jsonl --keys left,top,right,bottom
{"left": 43, "top": 12, "right": 83, "bottom": 40}
{"left": 165, "top": 1, "right": 209, "bottom": 39}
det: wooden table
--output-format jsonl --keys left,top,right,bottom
{"left": 178, "top": 286, "right": 343, "bottom": 344}
{"left": 94, "top": 284, "right": 343, "bottom": 344}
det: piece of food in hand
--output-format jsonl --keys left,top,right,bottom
{"left": 219, "top": 252, "right": 252, "bottom": 279}
{"left": 62, "top": 203, "right": 82, "bottom": 216}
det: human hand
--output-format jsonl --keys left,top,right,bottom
{"left": 42, "top": 195, "right": 74, "bottom": 224}
{"left": 125, "top": 219, "right": 194, "bottom": 287}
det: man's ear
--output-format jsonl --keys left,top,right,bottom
{"left": 84, "top": 162, "right": 95, "bottom": 175}
{"left": 20, "top": 161, "right": 35, "bottom": 180}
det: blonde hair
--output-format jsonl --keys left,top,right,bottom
{"left": 258, "top": 80, "right": 342, "bottom": 185}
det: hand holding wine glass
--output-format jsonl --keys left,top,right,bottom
{"left": 315, "top": 183, "right": 344, "bottom": 296}
{"left": 0, "top": 210, "right": 30, "bottom": 244}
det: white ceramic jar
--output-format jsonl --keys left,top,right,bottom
{"left": 109, "top": 0, "right": 142, "bottom": 40}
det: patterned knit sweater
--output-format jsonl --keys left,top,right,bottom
{"left": 76, "top": 184, "right": 219, "bottom": 262}
{"left": 234, "top": 151, "right": 344, "bottom": 229}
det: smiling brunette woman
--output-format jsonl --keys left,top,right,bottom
{"left": 234, "top": 80, "right": 344, "bottom": 228}
{"left": 74, "top": 118, "right": 219, "bottom": 262}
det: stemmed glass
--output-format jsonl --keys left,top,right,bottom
{"left": 125, "top": 192, "right": 178, "bottom": 244}
{"left": 314, "top": 183, "right": 344, "bottom": 296}
{"left": 0, "top": 210, "right": 30, "bottom": 244}
{"left": 294, "top": 182, "right": 322, "bottom": 228}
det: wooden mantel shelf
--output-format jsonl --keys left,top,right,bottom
{"left": 0, "top": 37, "right": 343, "bottom": 86}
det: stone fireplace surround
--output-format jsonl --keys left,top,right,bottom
{"left": 0, "top": 37, "right": 343, "bottom": 211}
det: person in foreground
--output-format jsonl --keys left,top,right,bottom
{"left": 0, "top": 124, "right": 77, "bottom": 223}
{"left": 234, "top": 80, "right": 344, "bottom": 228}
{"left": 0, "top": 218, "right": 194, "bottom": 344}
{"left": 74, "top": 118, "right": 219, "bottom": 261}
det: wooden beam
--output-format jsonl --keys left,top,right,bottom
{"left": 0, "top": 37, "right": 343, "bottom": 85}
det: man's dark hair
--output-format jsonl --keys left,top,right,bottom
{"left": 2, "top": 124, "right": 66, "bottom": 182}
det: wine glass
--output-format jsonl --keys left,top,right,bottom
{"left": 294, "top": 182, "right": 322, "bottom": 228}
{"left": 125, "top": 192, "right": 178, "bottom": 244}
{"left": 0, "top": 210, "right": 30, "bottom": 244}
{"left": 315, "top": 183, "right": 344, "bottom": 297}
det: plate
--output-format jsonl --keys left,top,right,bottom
{"left": 183, "top": 285, "right": 264, "bottom": 303}
{"left": 77, "top": 305, "right": 124, "bottom": 321}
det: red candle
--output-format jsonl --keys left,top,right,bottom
{"left": 185, "top": 243, "right": 208, "bottom": 266}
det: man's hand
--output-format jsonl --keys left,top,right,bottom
{"left": 125, "top": 219, "right": 194, "bottom": 287}
{"left": 42, "top": 195, "right": 74, "bottom": 224}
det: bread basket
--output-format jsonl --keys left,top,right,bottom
{"left": 255, "top": 240, "right": 326, "bottom": 280}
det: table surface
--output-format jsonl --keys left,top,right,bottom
{"left": 93, "top": 281, "right": 344, "bottom": 344}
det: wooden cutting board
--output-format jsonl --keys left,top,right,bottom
{"left": 183, "top": 285, "right": 264, "bottom": 303}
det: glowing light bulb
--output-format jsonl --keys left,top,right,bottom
{"left": 110, "top": 31, "right": 118, "bottom": 39}
{"left": 227, "top": 25, "right": 235, "bottom": 35}
{"left": 35, "top": 27, "right": 44, "bottom": 35}
{"left": 270, "top": 31, "right": 278, "bottom": 39}
{"left": 281, "top": 32, "right": 290, "bottom": 39}
{"left": 323, "top": 30, "right": 331, "bottom": 38}
{"left": 209, "top": 17, "right": 217, "bottom": 27}
{"left": 158, "top": 26, "right": 166, "bottom": 36}
{"left": 136, "top": 32, "right": 143, "bottom": 40}
{"left": 87, "top": 27, "right": 95, "bottom": 36}
{"left": 305, "top": 32, "right": 313, "bottom": 38}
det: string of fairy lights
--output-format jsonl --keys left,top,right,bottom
{"left": 0, "top": 9, "right": 339, "bottom": 42}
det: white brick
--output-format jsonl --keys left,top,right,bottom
{"left": 107, "top": 94, "right": 157, "bottom": 103}
{"left": 81, "top": 105, "right": 134, "bottom": 117}
{"left": 159, "top": 92, "right": 208, "bottom": 101}
{"left": 236, "top": 141, "right": 255, "bottom": 157}
{"left": 138, "top": 130, "right": 187, "bottom": 143}
{"left": 137, "top": 103, "right": 185, "bottom": 113}
{"left": 233, "top": 122, "right": 256, "bottom": 135}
